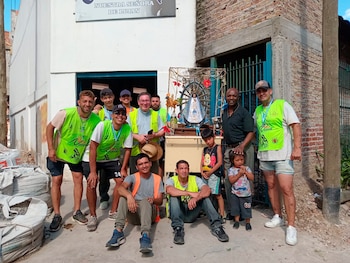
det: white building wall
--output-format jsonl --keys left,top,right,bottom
{"left": 9, "top": 0, "right": 196, "bottom": 167}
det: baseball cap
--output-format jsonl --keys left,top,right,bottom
{"left": 120, "top": 89, "right": 131, "bottom": 97}
{"left": 255, "top": 80, "right": 271, "bottom": 91}
{"left": 100, "top": 88, "right": 114, "bottom": 97}
{"left": 112, "top": 104, "right": 126, "bottom": 115}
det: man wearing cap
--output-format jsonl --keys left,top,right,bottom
{"left": 106, "top": 153, "right": 164, "bottom": 254}
{"left": 254, "top": 80, "right": 301, "bottom": 246}
{"left": 92, "top": 88, "right": 117, "bottom": 210}
{"left": 119, "top": 89, "right": 135, "bottom": 115}
{"left": 222, "top": 87, "right": 254, "bottom": 221}
{"left": 46, "top": 90, "right": 100, "bottom": 232}
{"left": 127, "top": 92, "right": 165, "bottom": 175}
{"left": 82, "top": 104, "right": 132, "bottom": 231}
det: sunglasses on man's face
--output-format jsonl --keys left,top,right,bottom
{"left": 113, "top": 111, "right": 126, "bottom": 116}
{"left": 256, "top": 88, "right": 269, "bottom": 94}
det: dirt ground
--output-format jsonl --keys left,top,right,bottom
{"left": 293, "top": 174, "right": 350, "bottom": 250}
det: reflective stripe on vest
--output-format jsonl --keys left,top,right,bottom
{"left": 131, "top": 172, "right": 161, "bottom": 198}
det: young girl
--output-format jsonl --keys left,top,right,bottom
{"left": 200, "top": 128, "right": 225, "bottom": 222}
{"left": 228, "top": 151, "right": 254, "bottom": 231}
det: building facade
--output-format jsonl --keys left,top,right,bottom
{"left": 195, "top": 0, "right": 324, "bottom": 181}
{"left": 9, "top": 0, "right": 197, "bottom": 167}
{"left": 9, "top": 0, "right": 334, "bottom": 185}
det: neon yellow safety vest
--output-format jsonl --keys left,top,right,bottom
{"left": 131, "top": 172, "right": 162, "bottom": 198}
{"left": 98, "top": 108, "right": 113, "bottom": 121}
{"left": 96, "top": 121, "right": 132, "bottom": 161}
{"left": 158, "top": 108, "right": 168, "bottom": 124}
{"left": 255, "top": 99, "right": 285, "bottom": 151}
{"left": 129, "top": 108, "right": 159, "bottom": 156}
{"left": 171, "top": 175, "right": 199, "bottom": 203}
{"left": 56, "top": 107, "right": 100, "bottom": 164}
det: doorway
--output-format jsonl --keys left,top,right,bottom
{"left": 76, "top": 71, "right": 157, "bottom": 107}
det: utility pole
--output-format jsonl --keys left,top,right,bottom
{"left": 322, "top": 0, "right": 340, "bottom": 223}
{"left": 0, "top": 0, "right": 8, "bottom": 146}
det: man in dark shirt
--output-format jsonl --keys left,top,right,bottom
{"left": 222, "top": 87, "right": 254, "bottom": 220}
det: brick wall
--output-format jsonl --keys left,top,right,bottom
{"left": 196, "top": 0, "right": 324, "bottom": 180}
{"left": 290, "top": 40, "right": 323, "bottom": 177}
{"left": 196, "top": 0, "right": 322, "bottom": 49}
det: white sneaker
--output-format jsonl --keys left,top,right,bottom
{"left": 87, "top": 216, "right": 98, "bottom": 232}
{"left": 264, "top": 214, "right": 283, "bottom": 228}
{"left": 99, "top": 201, "right": 109, "bottom": 210}
{"left": 286, "top": 225, "right": 297, "bottom": 246}
{"left": 108, "top": 210, "right": 118, "bottom": 221}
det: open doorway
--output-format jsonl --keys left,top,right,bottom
{"left": 76, "top": 71, "right": 157, "bottom": 107}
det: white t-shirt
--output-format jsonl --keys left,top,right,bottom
{"left": 253, "top": 101, "right": 300, "bottom": 161}
{"left": 82, "top": 122, "right": 133, "bottom": 162}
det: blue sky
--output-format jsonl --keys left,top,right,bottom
{"left": 2, "top": 0, "right": 350, "bottom": 32}
{"left": 4, "top": 0, "right": 20, "bottom": 31}
{"left": 339, "top": 0, "right": 350, "bottom": 21}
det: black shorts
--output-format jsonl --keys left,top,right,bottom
{"left": 46, "top": 157, "right": 83, "bottom": 176}
{"left": 82, "top": 160, "right": 122, "bottom": 180}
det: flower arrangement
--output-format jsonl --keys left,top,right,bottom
{"left": 166, "top": 80, "right": 183, "bottom": 111}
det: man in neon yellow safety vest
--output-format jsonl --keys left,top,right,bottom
{"left": 254, "top": 80, "right": 302, "bottom": 246}
{"left": 127, "top": 92, "right": 165, "bottom": 174}
{"left": 82, "top": 104, "right": 132, "bottom": 232}
{"left": 166, "top": 160, "right": 229, "bottom": 245}
{"left": 46, "top": 90, "right": 100, "bottom": 232}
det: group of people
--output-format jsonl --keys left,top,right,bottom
{"left": 220, "top": 81, "right": 301, "bottom": 246}
{"left": 46, "top": 79, "right": 301, "bottom": 255}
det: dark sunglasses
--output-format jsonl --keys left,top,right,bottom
{"left": 256, "top": 88, "right": 268, "bottom": 94}
{"left": 113, "top": 111, "right": 126, "bottom": 116}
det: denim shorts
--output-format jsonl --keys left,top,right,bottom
{"left": 202, "top": 174, "right": 221, "bottom": 195}
{"left": 259, "top": 159, "right": 294, "bottom": 175}
{"left": 46, "top": 157, "right": 83, "bottom": 176}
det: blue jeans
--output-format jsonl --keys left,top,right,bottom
{"left": 169, "top": 196, "right": 221, "bottom": 230}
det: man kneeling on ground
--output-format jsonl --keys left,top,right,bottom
{"left": 166, "top": 160, "right": 229, "bottom": 245}
{"left": 105, "top": 153, "right": 164, "bottom": 254}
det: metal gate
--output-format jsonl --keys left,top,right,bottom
{"left": 218, "top": 42, "right": 272, "bottom": 206}
{"left": 339, "top": 61, "right": 350, "bottom": 145}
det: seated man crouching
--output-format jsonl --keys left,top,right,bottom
{"left": 166, "top": 159, "right": 229, "bottom": 245}
{"left": 105, "top": 153, "right": 164, "bottom": 254}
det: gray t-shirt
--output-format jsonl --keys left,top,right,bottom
{"left": 125, "top": 173, "right": 164, "bottom": 201}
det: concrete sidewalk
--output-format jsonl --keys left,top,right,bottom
{"left": 18, "top": 176, "right": 348, "bottom": 263}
